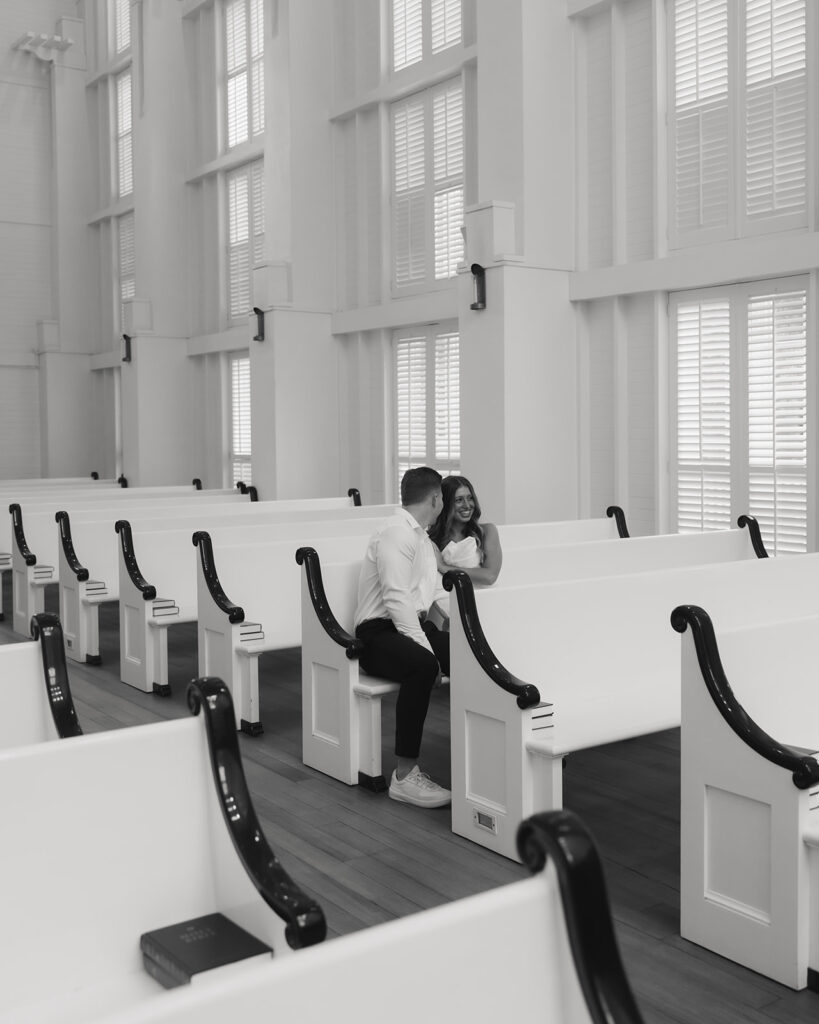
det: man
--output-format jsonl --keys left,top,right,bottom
{"left": 354, "top": 467, "right": 450, "bottom": 808}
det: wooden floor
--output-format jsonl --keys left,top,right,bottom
{"left": 3, "top": 576, "right": 819, "bottom": 1023}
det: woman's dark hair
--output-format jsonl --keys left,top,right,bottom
{"left": 429, "top": 476, "right": 484, "bottom": 562}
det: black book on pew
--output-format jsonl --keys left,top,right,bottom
{"left": 140, "top": 912, "right": 273, "bottom": 989}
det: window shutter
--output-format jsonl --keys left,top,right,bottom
{"left": 225, "top": 0, "right": 263, "bottom": 149}
{"left": 744, "top": 0, "right": 806, "bottom": 223}
{"left": 431, "top": 0, "right": 462, "bottom": 54}
{"left": 676, "top": 300, "right": 732, "bottom": 532}
{"left": 393, "top": 96, "right": 426, "bottom": 287}
{"left": 747, "top": 290, "right": 807, "bottom": 553}
{"left": 393, "top": 0, "right": 423, "bottom": 71}
{"left": 396, "top": 335, "right": 427, "bottom": 481}
{"left": 227, "top": 166, "right": 250, "bottom": 321}
{"left": 432, "top": 80, "right": 464, "bottom": 280}
{"left": 115, "top": 69, "right": 133, "bottom": 198}
{"left": 250, "top": 0, "right": 265, "bottom": 137}
{"left": 230, "top": 354, "right": 252, "bottom": 486}
{"left": 671, "top": 0, "right": 730, "bottom": 241}
{"left": 434, "top": 331, "right": 460, "bottom": 465}
{"left": 118, "top": 212, "right": 136, "bottom": 332}
{"left": 113, "top": 0, "right": 131, "bottom": 53}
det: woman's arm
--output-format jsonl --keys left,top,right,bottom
{"left": 461, "top": 523, "right": 502, "bottom": 586}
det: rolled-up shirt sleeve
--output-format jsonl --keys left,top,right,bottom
{"left": 375, "top": 526, "right": 434, "bottom": 654}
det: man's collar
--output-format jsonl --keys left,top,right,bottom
{"left": 397, "top": 506, "right": 426, "bottom": 532}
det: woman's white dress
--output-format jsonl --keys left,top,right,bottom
{"left": 431, "top": 536, "right": 482, "bottom": 626}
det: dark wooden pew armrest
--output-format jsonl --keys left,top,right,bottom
{"left": 115, "top": 520, "right": 157, "bottom": 601}
{"left": 296, "top": 547, "right": 363, "bottom": 659}
{"left": 192, "top": 531, "right": 245, "bottom": 623}
{"left": 518, "top": 809, "right": 646, "bottom": 1024}
{"left": 671, "top": 604, "right": 819, "bottom": 789}
{"left": 442, "top": 570, "right": 541, "bottom": 709}
{"left": 187, "top": 677, "right": 326, "bottom": 949}
{"left": 737, "top": 514, "right": 770, "bottom": 558}
{"left": 605, "top": 505, "right": 630, "bottom": 538}
{"left": 55, "top": 511, "right": 89, "bottom": 581}
{"left": 9, "top": 504, "right": 36, "bottom": 566}
{"left": 30, "top": 613, "right": 83, "bottom": 738}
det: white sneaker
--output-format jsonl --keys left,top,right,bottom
{"left": 389, "top": 765, "right": 451, "bottom": 808}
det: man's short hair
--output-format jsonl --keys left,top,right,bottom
{"left": 400, "top": 466, "right": 443, "bottom": 506}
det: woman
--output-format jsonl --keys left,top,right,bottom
{"left": 429, "top": 475, "right": 502, "bottom": 586}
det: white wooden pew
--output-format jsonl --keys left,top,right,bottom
{"left": 0, "top": 613, "right": 82, "bottom": 747}
{"left": 8, "top": 490, "right": 249, "bottom": 637}
{"left": 115, "top": 511, "right": 393, "bottom": 699}
{"left": 0, "top": 473, "right": 116, "bottom": 489}
{"left": 672, "top": 605, "right": 819, "bottom": 991}
{"left": 296, "top": 520, "right": 763, "bottom": 793}
{"left": 194, "top": 531, "right": 399, "bottom": 732}
{"left": 0, "top": 677, "right": 325, "bottom": 1024}
{"left": 442, "top": 543, "right": 819, "bottom": 859}
{"left": 59, "top": 496, "right": 385, "bottom": 664}
{"left": 92, "top": 810, "right": 647, "bottom": 1024}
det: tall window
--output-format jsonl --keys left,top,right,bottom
{"left": 230, "top": 354, "right": 252, "bottom": 486}
{"left": 670, "top": 0, "right": 806, "bottom": 246}
{"left": 112, "top": 0, "right": 131, "bottom": 54}
{"left": 672, "top": 279, "right": 807, "bottom": 554}
{"left": 226, "top": 160, "right": 264, "bottom": 323}
{"left": 114, "top": 69, "right": 133, "bottom": 198}
{"left": 392, "top": 78, "right": 464, "bottom": 290}
{"left": 225, "top": 0, "right": 265, "bottom": 150}
{"left": 395, "top": 326, "right": 460, "bottom": 492}
{"left": 117, "top": 212, "right": 135, "bottom": 333}
{"left": 392, "top": 0, "right": 462, "bottom": 71}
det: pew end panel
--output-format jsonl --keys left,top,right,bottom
{"left": 297, "top": 549, "right": 399, "bottom": 790}
{"left": 90, "top": 810, "right": 646, "bottom": 1024}
{"left": 10, "top": 503, "right": 52, "bottom": 637}
{"left": 57, "top": 511, "right": 105, "bottom": 665}
{"left": 0, "top": 678, "right": 324, "bottom": 1023}
{"left": 445, "top": 571, "right": 559, "bottom": 861}
{"left": 673, "top": 606, "right": 819, "bottom": 990}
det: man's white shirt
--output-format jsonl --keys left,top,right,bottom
{"left": 354, "top": 508, "right": 442, "bottom": 654}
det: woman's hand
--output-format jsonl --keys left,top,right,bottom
{"left": 433, "top": 545, "right": 448, "bottom": 573}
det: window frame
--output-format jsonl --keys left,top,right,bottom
{"left": 229, "top": 352, "right": 252, "bottom": 487}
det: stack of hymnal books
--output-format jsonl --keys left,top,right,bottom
{"left": 140, "top": 912, "right": 273, "bottom": 988}
{"left": 85, "top": 579, "right": 107, "bottom": 594}
{"left": 239, "top": 621, "right": 264, "bottom": 642}
{"left": 150, "top": 598, "right": 179, "bottom": 618}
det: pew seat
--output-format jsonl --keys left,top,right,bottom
{"left": 673, "top": 606, "right": 819, "bottom": 991}
{"left": 0, "top": 678, "right": 324, "bottom": 1024}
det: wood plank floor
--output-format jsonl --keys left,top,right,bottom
{"left": 3, "top": 576, "right": 819, "bottom": 1023}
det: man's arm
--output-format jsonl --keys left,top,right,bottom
{"left": 375, "top": 526, "right": 434, "bottom": 654}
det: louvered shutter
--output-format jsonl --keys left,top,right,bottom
{"left": 747, "top": 290, "right": 807, "bottom": 553}
{"left": 396, "top": 335, "right": 427, "bottom": 485}
{"left": 393, "top": 0, "right": 423, "bottom": 70}
{"left": 114, "top": 0, "right": 131, "bottom": 53}
{"left": 671, "top": 0, "right": 730, "bottom": 243}
{"left": 118, "top": 212, "right": 136, "bottom": 332}
{"left": 431, "top": 0, "right": 462, "bottom": 54}
{"left": 230, "top": 354, "right": 252, "bottom": 486}
{"left": 250, "top": 0, "right": 265, "bottom": 137}
{"left": 432, "top": 81, "right": 464, "bottom": 280}
{"left": 434, "top": 331, "right": 460, "bottom": 469}
{"left": 744, "top": 0, "right": 806, "bottom": 226}
{"left": 393, "top": 96, "right": 426, "bottom": 287}
{"left": 226, "top": 1, "right": 249, "bottom": 148}
{"left": 675, "top": 300, "right": 732, "bottom": 532}
{"left": 115, "top": 69, "right": 133, "bottom": 198}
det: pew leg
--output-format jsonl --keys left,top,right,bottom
{"left": 237, "top": 652, "right": 263, "bottom": 736}
{"left": 527, "top": 747, "right": 564, "bottom": 815}
{"left": 355, "top": 691, "right": 387, "bottom": 791}
{"left": 0, "top": 564, "right": 8, "bottom": 621}
{"left": 121, "top": 603, "right": 158, "bottom": 693}
{"left": 85, "top": 603, "right": 101, "bottom": 665}
{"left": 149, "top": 623, "right": 171, "bottom": 697}
{"left": 60, "top": 583, "right": 101, "bottom": 666}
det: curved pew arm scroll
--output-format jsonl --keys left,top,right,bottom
{"left": 671, "top": 605, "right": 819, "bottom": 789}
{"left": 31, "top": 613, "right": 83, "bottom": 738}
{"left": 295, "top": 547, "right": 364, "bottom": 659}
{"left": 187, "top": 678, "right": 326, "bottom": 949}
{"left": 737, "top": 515, "right": 770, "bottom": 559}
{"left": 56, "top": 511, "right": 89, "bottom": 581}
{"left": 192, "top": 531, "right": 245, "bottom": 623}
{"left": 115, "top": 520, "right": 157, "bottom": 601}
{"left": 605, "top": 505, "right": 630, "bottom": 539}
{"left": 9, "top": 504, "right": 36, "bottom": 566}
{"left": 442, "top": 570, "right": 541, "bottom": 709}
{"left": 517, "top": 810, "right": 646, "bottom": 1024}
{"left": 347, "top": 487, "right": 362, "bottom": 506}
{"left": 236, "top": 481, "right": 259, "bottom": 502}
